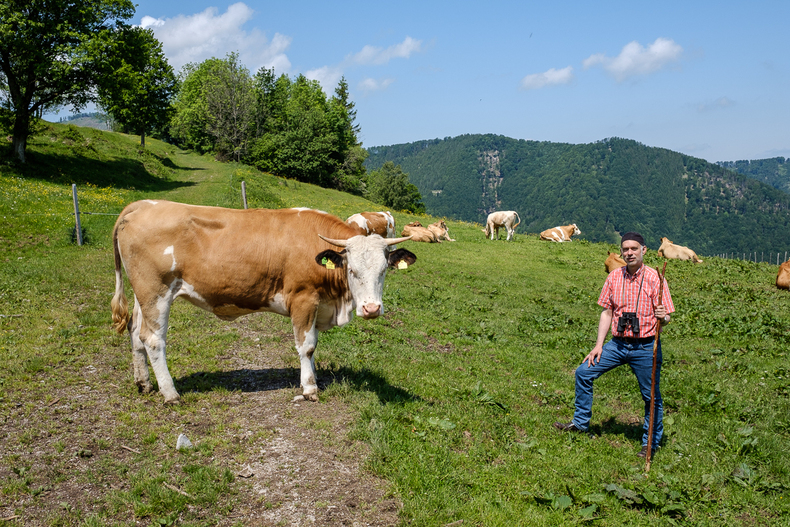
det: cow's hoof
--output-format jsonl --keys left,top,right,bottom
{"left": 163, "top": 396, "right": 181, "bottom": 406}
{"left": 303, "top": 393, "right": 319, "bottom": 402}
{"left": 137, "top": 382, "right": 155, "bottom": 394}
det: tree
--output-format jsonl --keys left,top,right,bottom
{"left": 0, "top": 0, "right": 135, "bottom": 162}
{"left": 204, "top": 53, "right": 255, "bottom": 161}
{"left": 366, "top": 161, "right": 426, "bottom": 213}
{"left": 97, "top": 27, "right": 177, "bottom": 147}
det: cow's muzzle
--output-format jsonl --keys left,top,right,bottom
{"left": 362, "top": 303, "right": 382, "bottom": 319}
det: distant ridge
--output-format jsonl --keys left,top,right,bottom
{"left": 366, "top": 134, "right": 790, "bottom": 255}
{"left": 717, "top": 157, "right": 790, "bottom": 195}
{"left": 50, "top": 112, "right": 110, "bottom": 131}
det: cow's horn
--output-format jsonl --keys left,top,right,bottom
{"left": 318, "top": 234, "right": 349, "bottom": 247}
{"left": 386, "top": 235, "right": 412, "bottom": 246}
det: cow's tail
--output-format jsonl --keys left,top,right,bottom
{"left": 513, "top": 212, "right": 521, "bottom": 229}
{"left": 111, "top": 223, "right": 130, "bottom": 335}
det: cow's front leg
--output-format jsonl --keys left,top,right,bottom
{"left": 291, "top": 304, "right": 319, "bottom": 402}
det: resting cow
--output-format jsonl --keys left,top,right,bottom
{"left": 484, "top": 211, "right": 521, "bottom": 241}
{"left": 777, "top": 260, "right": 790, "bottom": 290}
{"left": 111, "top": 200, "right": 416, "bottom": 404}
{"left": 540, "top": 223, "right": 581, "bottom": 242}
{"left": 604, "top": 251, "right": 627, "bottom": 273}
{"left": 657, "top": 237, "right": 703, "bottom": 263}
{"left": 427, "top": 220, "right": 455, "bottom": 242}
{"left": 401, "top": 221, "right": 438, "bottom": 243}
{"left": 346, "top": 211, "right": 396, "bottom": 238}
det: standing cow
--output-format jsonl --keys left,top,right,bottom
{"left": 657, "top": 237, "right": 703, "bottom": 263}
{"left": 484, "top": 211, "right": 521, "bottom": 241}
{"left": 111, "top": 201, "right": 416, "bottom": 404}
{"left": 540, "top": 223, "right": 581, "bottom": 242}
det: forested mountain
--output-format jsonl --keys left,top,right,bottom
{"left": 717, "top": 157, "right": 790, "bottom": 194}
{"left": 366, "top": 135, "right": 790, "bottom": 255}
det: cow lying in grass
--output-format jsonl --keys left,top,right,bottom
{"left": 604, "top": 251, "right": 626, "bottom": 273}
{"left": 540, "top": 223, "right": 581, "bottom": 242}
{"left": 427, "top": 220, "right": 456, "bottom": 242}
{"left": 111, "top": 200, "right": 416, "bottom": 404}
{"left": 777, "top": 260, "right": 790, "bottom": 290}
{"left": 401, "top": 221, "right": 439, "bottom": 242}
{"left": 657, "top": 237, "right": 703, "bottom": 263}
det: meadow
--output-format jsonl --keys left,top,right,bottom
{"left": 0, "top": 124, "right": 788, "bottom": 526}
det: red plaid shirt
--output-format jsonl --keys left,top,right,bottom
{"left": 598, "top": 264, "right": 674, "bottom": 338}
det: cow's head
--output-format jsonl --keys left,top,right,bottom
{"left": 572, "top": 223, "right": 581, "bottom": 235}
{"left": 316, "top": 234, "right": 415, "bottom": 319}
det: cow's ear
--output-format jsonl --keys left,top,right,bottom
{"left": 316, "top": 250, "right": 344, "bottom": 270}
{"left": 388, "top": 248, "right": 417, "bottom": 269}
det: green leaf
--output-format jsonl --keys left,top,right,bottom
{"left": 553, "top": 495, "right": 573, "bottom": 510}
{"left": 578, "top": 504, "right": 598, "bottom": 519}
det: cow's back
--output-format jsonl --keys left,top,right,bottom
{"left": 115, "top": 201, "right": 356, "bottom": 309}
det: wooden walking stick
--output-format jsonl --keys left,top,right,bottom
{"left": 645, "top": 261, "right": 667, "bottom": 472}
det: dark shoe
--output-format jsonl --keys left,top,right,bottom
{"left": 637, "top": 445, "right": 658, "bottom": 458}
{"left": 553, "top": 421, "right": 584, "bottom": 433}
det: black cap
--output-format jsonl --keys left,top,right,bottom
{"left": 621, "top": 232, "right": 645, "bottom": 246}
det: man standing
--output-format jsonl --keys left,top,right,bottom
{"left": 554, "top": 232, "right": 674, "bottom": 457}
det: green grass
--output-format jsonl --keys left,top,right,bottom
{"left": 1, "top": 122, "right": 788, "bottom": 525}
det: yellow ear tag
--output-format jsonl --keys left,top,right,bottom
{"left": 325, "top": 260, "right": 336, "bottom": 270}
{"left": 397, "top": 260, "right": 408, "bottom": 270}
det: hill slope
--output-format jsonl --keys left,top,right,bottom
{"left": 366, "top": 135, "right": 790, "bottom": 255}
{"left": 717, "top": 157, "right": 790, "bottom": 194}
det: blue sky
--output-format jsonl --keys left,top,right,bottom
{"left": 64, "top": 1, "right": 790, "bottom": 163}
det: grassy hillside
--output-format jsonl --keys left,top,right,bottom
{"left": 366, "top": 135, "right": 790, "bottom": 257}
{"left": 1, "top": 124, "right": 788, "bottom": 525}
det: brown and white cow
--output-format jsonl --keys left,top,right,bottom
{"left": 111, "top": 200, "right": 416, "bottom": 404}
{"left": 401, "top": 221, "right": 439, "bottom": 243}
{"left": 540, "top": 223, "right": 581, "bottom": 242}
{"left": 346, "top": 211, "right": 396, "bottom": 238}
{"left": 484, "top": 211, "right": 521, "bottom": 241}
{"left": 427, "top": 220, "right": 456, "bottom": 242}
{"left": 776, "top": 260, "right": 790, "bottom": 290}
{"left": 604, "top": 251, "right": 627, "bottom": 273}
{"left": 657, "top": 237, "right": 703, "bottom": 263}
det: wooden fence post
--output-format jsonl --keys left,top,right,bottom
{"left": 241, "top": 181, "right": 248, "bottom": 209}
{"left": 72, "top": 184, "right": 83, "bottom": 246}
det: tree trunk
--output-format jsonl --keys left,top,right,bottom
{"left": 140, "top": 130, "right": 145, "bottom": 147}
{"left": 12, "top": 107, "right": 30, "bottom": 163}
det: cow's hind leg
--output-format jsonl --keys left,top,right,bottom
{"left": 129, "top": 296, "right": 154, "bottom": 394}
{"left": 136, "top": 289, "right": 181, "bottom": 405}
{"left": 291, "top": 302, "right": 319, "bottom": 401}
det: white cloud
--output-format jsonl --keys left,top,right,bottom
{"left": 359, "top": 77, "right": 395, "bottom": 94}
{"left": 140, "top": 2, "right": 291, "bottom": 74}
{"left": 519, "top": 66, "right": 574, "bottom": 90}
{"left": 349, "top": 36, "right": 422, "bottom": 65}
{"left": 697, "top": 96, "right": 735, "bottom": 113}
{"left": 583, "top": 37, "right": 682, "bottom": 81}
{"left": 306, "top": 66, "right": 344, "bottom": 91}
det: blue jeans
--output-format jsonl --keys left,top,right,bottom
{"left": 572, "top": 337, "right": 663, "bottom": 448}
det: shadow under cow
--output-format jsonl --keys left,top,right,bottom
{"left": 175, "top": 366, "right": 419, "bottom": 404}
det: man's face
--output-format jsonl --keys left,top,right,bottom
{"left": 621, "top": 240, "right": 646, "bottom": 267}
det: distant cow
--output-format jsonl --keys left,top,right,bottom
{"left": 657, "top": 237, "right": 703, "bottom": 263}
{"left": 777, "top": 260, "right": 790, "bottom": 290}
{"left": 427, "top": 220, "right": 456, "bottom": 242}
{"left": 484, "top": 211, "right": 521, "bottom": 241}
{"left": 111, "top": 200, "right": 416, "bottom": 404}
{"left": 604, "top": 251, "right": 627, "bottom": 273}
{"left": 540, "top": 224, "right": 581, "bottom": 242}
{"left": 346, "top": 211, "right": 396, "bottom": 238}
{"left": 401, "top": 221, "right": 439, "bottom": 243}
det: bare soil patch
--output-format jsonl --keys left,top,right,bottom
{"left": 0, "top": 313, "right": 400, "bottom": 526}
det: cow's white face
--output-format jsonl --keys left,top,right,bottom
{"left": 343, "top": 235, "right": 391, "bottom": 319}
{"left": 317, "top": 234, "right": 415, "bottom": 320}
{"left": 573, "top": 224, "right": 581, "bottom": 235}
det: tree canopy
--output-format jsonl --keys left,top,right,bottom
{"left": 0, "top": 0, "right": 136, "bottom": 162}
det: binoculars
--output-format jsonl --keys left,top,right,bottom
{"left": 617, "top": 312, "right": 640, "bottom": 335}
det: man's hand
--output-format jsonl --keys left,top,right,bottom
{"left": 584, "top": 345, "right": 603, "bottom": 367}
{"left": 655, "top": 305, "right": 667, "bottom": 321}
